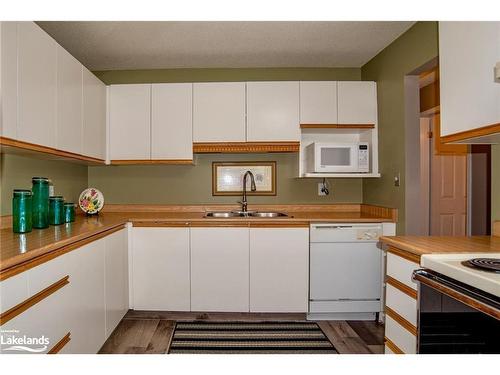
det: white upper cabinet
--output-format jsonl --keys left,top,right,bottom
{"left": 439, "top": 22, "right": 500, "bottom": 138}
{"left": 82, "top": 68, "right": 107, "bottom": 160}
{"left": 299, "top": 81, "right": 338, "bottom": 124}
{"left": 247, "top": 81, "right": 300, "bottom": 141}
{"left": 337, "top": 81, "right": 377, "bottom": 125}
{"left": 1, "top": 22, "right": 18, "bottom": 139}
{"left": 109, "top": 84, "right": 151, "bottom": 160}
{"left": 56, "top": 45, "right": 83, "bottom": 154}
{"left": 17, "top": 21, "right": 57, "bottom": 147}
{"left": 249, "top": 228, "right": 309, "bottom": 313}
{"left": 193, "top": 82, "right": 246, "bottom": 142}
{"left": 151, "top": 83, "right": 193, "bottom": 160}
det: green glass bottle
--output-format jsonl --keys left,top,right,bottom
{"left": 49, "top": 196, "right": 64, "bottom": 225}
{"left": 32, "top": 177, "right": 49, "bottom": 229}
{"left": 13, "top": 190, "right": 33, "bottom": 233}
{"left": 63, "top": 202, "right": 76, "bottom": 223}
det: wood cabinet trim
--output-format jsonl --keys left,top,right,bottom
{"left": 300, "top": 124, "right": 375, "bottom": 129}
{"left": 387, "top": 246, "right": 421, "bottom": 264}
{"left": 193, "top": 142, "right": 299, "bottom": 153}
{"left": 110, "top": 159, "right": 194, "bottom": 165}
{"left": 385, "top": 306, "right": 417, "bottom": 336}
{"left": 47, "top": 332, "right": 71, "bottom": 354}
{"left": 384, "top": 336, "right": 404, "bottom": 354}
{"left": 132, "top": 221, "right": 309, "bottom": 228}
{"left": 386, "top": 276, "right": 417, "bottom": 300}
{"left": 0, "top": 225, "right": 125, "bottom": 281}
{"left": 440, "top": 122, "right": 500, "bottom": 143}
{"left": 0, "top": 276, "right": 70, "bottom": 326}
{"left": 0, "top": 136, "right": 105, "bottom": 165}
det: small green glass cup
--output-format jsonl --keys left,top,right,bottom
{"left": 63, "top": 202, "right": 76, "bottom": 223}
{"left": 32, "top": 177, "right": 49, "bottom": 229}
{"left": 49, "top": 196, "right": 65, "bottom": 225}
{"left": 13, "top": 190, "right": 33, "bottom": 233}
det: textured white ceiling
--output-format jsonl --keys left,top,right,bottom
{"left": 36, "top": 21, "right": 415, "bottom": 70}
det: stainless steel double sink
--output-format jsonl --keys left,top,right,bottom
{"left": 204, "top": 211, "right": 288, "bottom": 218}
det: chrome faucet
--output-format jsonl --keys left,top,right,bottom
{"left": 239, "top": 171, "right": 257, "bottom": 212}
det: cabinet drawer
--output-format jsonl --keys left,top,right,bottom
{"left": 386, "top": 283, "right": 417, "bottom": 326}
{"left": 0, "top": 272, "right": 29, "bottom": 314}
{"left": 28, "top": 250, "right": 75, "bottom": 296}
{"left": 386, "top": 252, "right": 419, "bottom": 290}
{"left": 385, "top": 315, "right": 416, "bottom": 354}
{"left": 384, "top": 345, "right": 395, "bottom": 354}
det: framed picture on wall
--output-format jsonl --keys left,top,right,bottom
{"left": 212, "top": 161, "right": 276, "bottom": 196}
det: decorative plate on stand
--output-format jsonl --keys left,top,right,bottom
{"left": 79, "top": 188, "right": 104, "bottom": 215}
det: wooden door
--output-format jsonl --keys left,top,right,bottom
{"left": 430, "top": 117, "right": 467, "bottom": 235}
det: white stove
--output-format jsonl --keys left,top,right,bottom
{"left": 420, "top": 253, "right": 500, "bottom": 297}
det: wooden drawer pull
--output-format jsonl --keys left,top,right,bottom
{"left": 47, "top": 332, "right": 71, "bottom": 354}
{"left": 0, "top": 275, "right": 70, "bottom": 326}
{"left": 386, "top": 276, "right": 417, "bottom": 300}
{"left": 385, "top": 306, "right": 417, "bottom": 336}
{"left": 384, "top": 336, "right": 404, "bottom": 354}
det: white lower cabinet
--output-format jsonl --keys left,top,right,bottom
{"left": 249, "top": 228, "right": 309, "bottom": 312}
{"left": 132, "top": 227, "right": 190, "bottom": 311}
{"left": 190, "top": 228, "right": 250, "bottom": 312}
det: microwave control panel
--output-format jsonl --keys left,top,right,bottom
{"left": 358, "top": 144, "right": 369, "bottom": 172}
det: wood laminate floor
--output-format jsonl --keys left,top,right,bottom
{"left": 99, "top": 311, "right": 384, "bottom": 354}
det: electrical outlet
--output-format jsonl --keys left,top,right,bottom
{"left": 394, "top": 173, "right": 400, "bottom": 187}
{"left": 318, "top": 182, "right": 327, "bottom": 196}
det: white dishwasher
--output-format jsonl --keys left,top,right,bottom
{"left": 307, "top": 223, "right": 384, "bottom": 321}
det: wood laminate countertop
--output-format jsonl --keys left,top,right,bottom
{"left": 380, "top": 235, "right": 500, "bottom": 260}
{"left": 0, "top": 204, "right": 397, "bottom": 275}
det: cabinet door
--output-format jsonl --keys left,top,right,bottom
{"left": 56, "top": 45, "right": 82, "bottom": 154}
{"left": 109, "top": 84, "right": 151, "bottom": 160}
{"left": 104, "top": 229, "right": 129, "bottom": 338}
{"left": 132, "top": 227, "right": 190, "bottom": 311}
{"left": 337, "top": 81, "right": 377, "bottom": 125}
{"left": 82, "top": 68, "right": 106, "bottom": 160}
{"left": 1, "top": 21, "right": 18, "bottom": 139}
{"left": 249, "top": 228, "right": 309, "bottom": 312}
{"left": 193, "top": 82, "right": 246, "bottom": 142}
{"left": 439, "top": 22, "right": 500, "bottom": 136}
{"left": 299, "top": 81, "right": 338, "bottom": 124}
{"left": 247, "top": 81, "right": 300, "bottom": 141}
{"left": 17, "top": 22, "right": 57, "bottom": 147}
{"left": 151, "top": 83, "right": 193, "bottom": 160}
{"left": 191, "top": 228, "right": 249, "bottom": 312}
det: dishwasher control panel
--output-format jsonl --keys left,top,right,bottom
{"left": 310, "top": 223, "right": 383, "bottom": 242}
{"left": 356, "top": 228, "right": 382, "bottom": 241}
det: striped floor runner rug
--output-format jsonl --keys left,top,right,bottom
{"left": 168, "top": 321, "right": 337, "bottom": 354}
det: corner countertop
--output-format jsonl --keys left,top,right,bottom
{"left": 0, "top": 204, "right": 397, "bottom": 276}
{"left": 380, "top": 235, "right": 500, "bottom": 259}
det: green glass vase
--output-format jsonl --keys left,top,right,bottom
{"left": 13, "top": 189, "right": 33, "bottom": 233}
{"left": 32, "top": 177, "right": 49, "bottom": 229}
{"left": 49, "top": 196, "right": 64, "bottom": 225}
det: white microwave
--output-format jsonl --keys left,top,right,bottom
{"left": 305, "top": 142, "right": 370, "bottom": 173}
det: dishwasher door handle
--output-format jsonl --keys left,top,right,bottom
{"left": 313, "top": 225, "right": 353, "bottom": 229}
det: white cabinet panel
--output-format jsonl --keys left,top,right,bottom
{"left": 385, "top": 315, "right": 417, "bottom": 354}
{"left": 193, "top": 82, "right": 246, "bottom": 142}
{"left": 337, "top": 81, "right": 377, "bottom": 125}
{"left": 0, "top": 272, "right": 29, "bottom": 314}
{"left": 386, "top": 252, "right": 419, "bottom": 290}
{"left": 17, "top": 21, "right": 57, "bottom": 147}
{"left": 439, "top": 22, "right": 500, "bottom": 136}
{"left": 56, "top": 45, "right": 82, "bottom": 154}
{"left": 191, "top": 228, "right": 249, "bottom": 312}
{"left": 109, "top": 84, "right": 151, "bottom": 160}
{"left": 1, "top": 21, "right": 18, "bottom": 139}
{"left": 82, "top": 68, "right": 106, "bottom": 160}
{"left": 249, "top": 228, "right": 309, "bottom": 312}
{"left": 299, "top": 81, "right": 337, "bottom": 124}
{"left": 151, "top": 83, "right": 193, "bottom": 160}
{"left": 132, "top": 227, "right": 190, "bottom": 311}
{"left": 105, "top": 229, "right": 129, "bottom": 338}
{"left": 247, "top": 81, "right": 300, "bottom": 141}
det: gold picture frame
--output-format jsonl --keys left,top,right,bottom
{"left": 212, "top": 161, "right": 276, "bottom": 196}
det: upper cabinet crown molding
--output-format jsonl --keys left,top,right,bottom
{"left": 439, "top": 21, "right": 500, "bottom": 144}
{"left": 193, "top": 82, "right": 246, "bottom": 143}
{"left": 246, "top": 81, "right": 300, "bottom": 142}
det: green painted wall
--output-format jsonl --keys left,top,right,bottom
{"left": 88, "top": 153, "right": 362, "bottom": 206}
{"left": 492, "top": 145, "right": 500, "bottom": 222}
{"left": 94, "top": 67, "right": 361, "bottom": 85}
{"left": 0, "top": 154, "right": 88, "bottom": 215}
{"left": 88, "top": 67, "right": 364, "bottom": 206}
{"left": 361, "top": 22, "right": 439, "bottom": 234}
